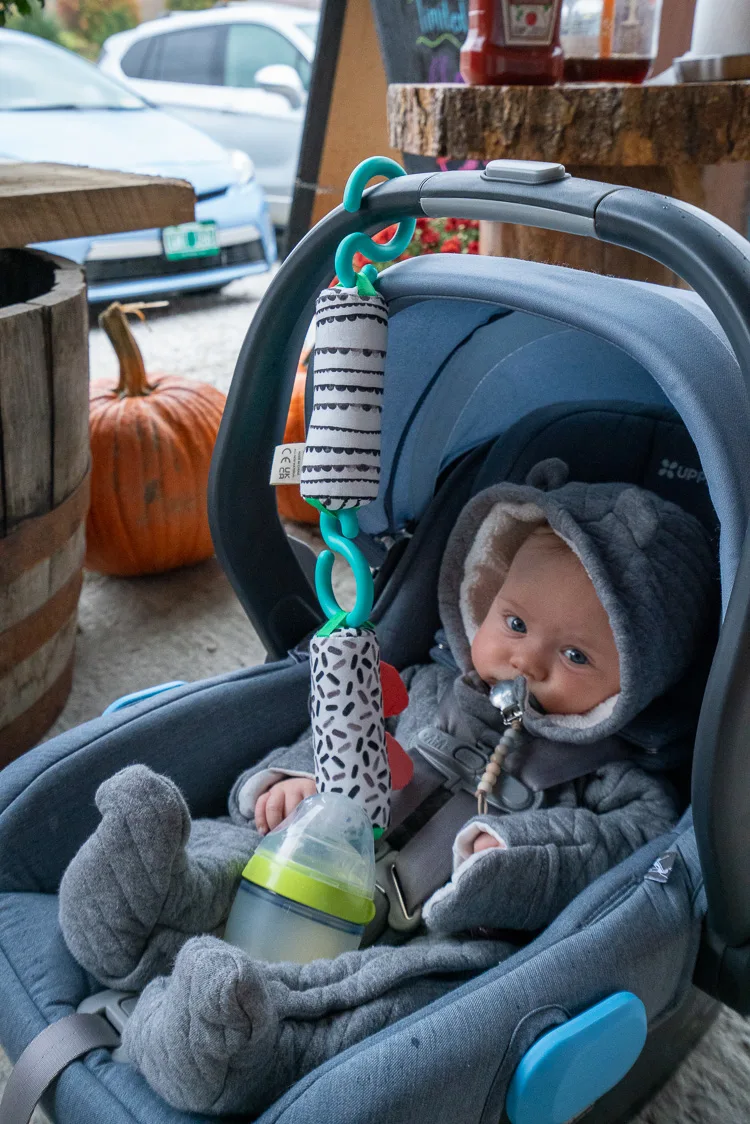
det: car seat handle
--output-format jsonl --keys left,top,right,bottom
{"left": 210, "top": 164, "right": 750, "bottom": 657}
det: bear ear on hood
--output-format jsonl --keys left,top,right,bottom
{"left": 525, "top": 458, "right": 569, "bottom": 492}
{"left": 613, "top": 488, "right": 660, "bottom": 548}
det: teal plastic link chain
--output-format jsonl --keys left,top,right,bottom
{"left": 334, "top": 156, "right": 417, "bottom": 288}
{"left": 311, "top": 506, "right": 374, "bottom": 634}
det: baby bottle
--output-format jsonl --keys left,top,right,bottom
{"left": 224, "top": 792, "right": 376, "bottom": 964}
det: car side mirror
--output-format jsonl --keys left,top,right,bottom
{"left": 255, "top": 64, "right": 304, "bottom": 109}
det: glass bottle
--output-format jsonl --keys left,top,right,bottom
{"left": 561, "top": 0, "right": 663, "bottom": 84}
{"left": 460, "top": 1, "right": 564, "bottom": 85}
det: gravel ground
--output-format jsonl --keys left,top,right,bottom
{"left": 88, "top": 269, "right": 282, "bottom": 395}
{"left": 3, "top": 267, "right": 750, "bottom": 1124}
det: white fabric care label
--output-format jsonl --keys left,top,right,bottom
{"left": 270, "top": 442, "right": 306, "bottom": 486}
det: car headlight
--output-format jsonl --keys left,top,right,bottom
{"left": 229, "top": 149, "right": 255, "bottom": 186}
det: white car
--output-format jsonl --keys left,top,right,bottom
{"left": 99, "top": 3, "right": 318, "bottom": 229}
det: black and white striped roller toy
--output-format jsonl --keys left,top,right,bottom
{"left": 301, "top": 286, "right": 388, "bottom": 512}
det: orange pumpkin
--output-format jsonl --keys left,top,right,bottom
{"left": 86, "top": 302, "right": 226, "bottom": 576}
{"left": 276, "top": 352, "right": 318, "bottom": 525}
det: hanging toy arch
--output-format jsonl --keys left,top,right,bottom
{"left": 295, "top": 158, "right": 415, "bottom": 836}
{"left": 287, "top": 156, "right": 514, "bottom": 837}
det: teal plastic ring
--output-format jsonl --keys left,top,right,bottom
{"left": 314, "top": 509, "right": 374, "bottom": 628}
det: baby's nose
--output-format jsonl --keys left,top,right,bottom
{"left": 510, "top": 648, "right": 546, "bottom": 682}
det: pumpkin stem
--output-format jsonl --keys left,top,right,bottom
{"left": 99, "top": 302, "right": 153, "bottom": 397}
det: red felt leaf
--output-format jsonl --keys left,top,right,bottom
{"left": 380, "top": 661, "right": 409, "bottom": 717}
{"left": 386, "top": 731, "right": 414, "bottom": 790}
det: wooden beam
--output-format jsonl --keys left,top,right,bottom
{"left": 0, "top": 163, "right": 195, "bottom": 248}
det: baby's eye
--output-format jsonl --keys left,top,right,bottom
{"left": 506, "top": 615, "right": 527, "bottom": 634}
{"left": 563, "top": 647, "right": 589, "bottom": 666}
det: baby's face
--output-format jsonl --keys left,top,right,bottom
{"left": 470, "top": 527, "right": 620, "bottom": 716}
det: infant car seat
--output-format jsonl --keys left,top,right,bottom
{"left": 2, "top": 164, "right": 750, "bottom": 1124}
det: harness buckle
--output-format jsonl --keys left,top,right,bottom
{"left": 375, "top": 850, "right": 423, "bottom": 933}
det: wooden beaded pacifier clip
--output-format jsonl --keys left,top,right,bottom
{"left": 476, "top": 679, "right": 526, "bottom": 817}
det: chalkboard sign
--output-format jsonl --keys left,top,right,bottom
{"left": 371, "top": 0, "right": 467, "bottom": 84}
{"left": 370, "top": 0, "right": 479, "bottom": 172}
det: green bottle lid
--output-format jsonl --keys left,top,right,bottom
{"left": 242, "top": 852, "right": 376, "bottom": 926}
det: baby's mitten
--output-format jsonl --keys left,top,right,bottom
{"left": 425, "top": 818, "right": 559, "bottom": 939}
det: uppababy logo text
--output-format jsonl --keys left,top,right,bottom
{"left": 658, "top": 459, "right": 706, "bottom": 484}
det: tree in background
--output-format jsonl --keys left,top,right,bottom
{"left": 57, "top": 0, "right": 140, "bottom": 56}
{"left": 167, "top": 0, "right": 215, "bottom": 9}
{"left": 4, "top": 0, "right": 61, "bottom": 39}
{"left": 0, "top": 0, "right": 45, "bottom": 25}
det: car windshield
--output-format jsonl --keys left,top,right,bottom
{"left": 0, "top": 38, "right": 145, "bottom": 110}
{"left": 295, "top": 20, "right": 319, "bottom": 43}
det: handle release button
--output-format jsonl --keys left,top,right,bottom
{"left": 482, "top": 160, "right": 567, "bottom": 184}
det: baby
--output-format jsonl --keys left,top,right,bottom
{"left": 59, "top": 460, "right": 716, "bottom": 1117}
{"left": 258, "top": 523, "right": 622, "bottom": 854}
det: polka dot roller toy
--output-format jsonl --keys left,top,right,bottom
{"left": 309, "top": 627, "right": 391, "bottom": 831}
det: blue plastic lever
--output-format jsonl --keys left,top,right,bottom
{"left": 506, "top": 992, "right": 647, "bottom": 1124}
{"left": 102, "top": 681, "right": 187, "bottom": 715}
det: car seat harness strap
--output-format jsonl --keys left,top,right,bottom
{"left": 0, "top": 1014, "right": 120, "bottom": 1124}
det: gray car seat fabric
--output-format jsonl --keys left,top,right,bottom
{"left": 258, "top": 813, "right": 704, "bottom": 1124}
{"left": 0, "top": 659, "right": 310, "bottom": 896}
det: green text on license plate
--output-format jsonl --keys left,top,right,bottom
{"left": 162, "top": 222, "right": 219, "bottom": 261}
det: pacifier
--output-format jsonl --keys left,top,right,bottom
{"left": 476, "top": 677, "right": 527, "bottom": 815}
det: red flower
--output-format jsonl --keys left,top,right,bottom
{"left": 467, "top": 240, "right": 480, "bottom": 254}
{"left": 464, "top": 219, "right": 480, "bottom": 231}
{"left": 373, "top": 224, "right": 398, "bottom": 245}
{"left": 421, "top": 226, "right": 440, "bottom": 248}
{"left": 352, "top": 251, "right": 370, "bottom": 271}
{"left": 440, "top": 236, "right": 462, "bottom": 253}
{"left": 444, "top": 217, "right": 461, "bottom": 233}
{"left": 416, "top": 216, "right": 431, "bottom": 231}
{"left": 380, "top": 661, "right": 413, "bottom": 790}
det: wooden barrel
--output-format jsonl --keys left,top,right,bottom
{"left": 0, "top": 248, "right": 89, "bottom": 766}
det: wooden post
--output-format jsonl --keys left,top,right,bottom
{"left": 388, "top": 80, "right": 750, "bottom": 284}
{"left": 287, "top": 0, "right": 403, "bottom": 252}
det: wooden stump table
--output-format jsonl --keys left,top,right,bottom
{"left": 0, "top": 164, "right": 194, "bottom": 762}
{"left": 388, "top": 80, "right": 750, "bottom": 285}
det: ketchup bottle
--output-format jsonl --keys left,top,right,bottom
{"left": 460, "top": 1, "right": 564, "bottom": 85}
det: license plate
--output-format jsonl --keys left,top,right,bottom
{"left": 162, "top": 221, "right": 219, "bottom": 261}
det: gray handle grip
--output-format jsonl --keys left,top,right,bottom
{"left": 419, "top": 167, "right": 610, "bottom": 237}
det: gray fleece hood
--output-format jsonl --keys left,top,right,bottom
{"left": 438, "top": 458, "right": 717, "bottom": 743}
